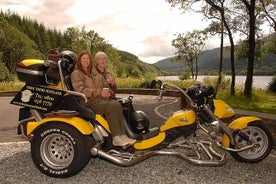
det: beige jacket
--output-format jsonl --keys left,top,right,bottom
{"left": 71, "top": 67, "right": 112, "bottom": 101}
{"left": 94, "top": 67, "right": 117, "bottom": 95}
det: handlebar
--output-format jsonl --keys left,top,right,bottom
{"left": 158, "top": 85, "right": 165, "bottom": 101}
{"left": 158, "top": 82, "right": 197, "bottom": 109}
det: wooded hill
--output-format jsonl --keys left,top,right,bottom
{"left": 0, "top": 11, "right": 160, "bottom": 81}
{"left": 154, "top": 47, "right": 276, "bottom": 76}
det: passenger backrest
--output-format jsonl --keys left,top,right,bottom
{"left": 64, "top": 75, "right": 74, "bottom": 91}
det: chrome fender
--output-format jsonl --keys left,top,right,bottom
{"left": 27, "top": 116, "right": 94, "bottom": 136}
{"left": 222, "top": 116, "right": 261, "bottom": 147}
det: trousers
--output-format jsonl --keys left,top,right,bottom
{"left": 86, "top": 99, "right": 125, "bottom": 136}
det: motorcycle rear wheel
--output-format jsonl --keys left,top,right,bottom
{"left": 230, "top": 121, "right": 273, "bottom": 163}
{"left": 31, "top": 122, "right": 93, "bottom": 178}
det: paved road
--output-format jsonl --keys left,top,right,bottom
{"left": 0, "top": 97, "right": 23, "bottom": 142}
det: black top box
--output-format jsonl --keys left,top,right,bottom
{"left": 16, "top": 59, "right": 47, "bottom": 85}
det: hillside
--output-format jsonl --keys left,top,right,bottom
{"left": 0, "top": 11, "right": 159, "bottom": 81}
{"left": 154, "top": 47, "right": 276, "bottom": 75}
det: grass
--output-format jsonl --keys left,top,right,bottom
{"left": 0, "top": 80, "right": 24, "bottom": 91}
{"left": 217, "top": 89, "right": 276, "bottom": 114}
{"left": 1, "top": 78, "right": 275, "bottom": 114}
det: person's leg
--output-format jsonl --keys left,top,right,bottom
{"left": 86, "top": 99, "right": 125, "bottom": 136}
{"left": 86, "top": 99, "right": 136, "bottom": 146}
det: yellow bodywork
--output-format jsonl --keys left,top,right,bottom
{"left": 214, "top": 99, "right": 235, "bottom": 118}
{"left": 95, "top": 114, "right": 111, "bottom": 132}
{"left": 160, "top": 110, "right": 196, "bottom": 132}
{"left": 21, "top": 59, "right": 44, "bottom": 66}
{"left": 222, "top": 116, "right": 261, "bottom": 147}
{"left": 134, "top": 132, "right": 166, "bottom": 150}
{"left": 27, "top": 116, "right": 94, "bottom": 135}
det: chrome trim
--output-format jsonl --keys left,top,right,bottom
{"left": 91, "top": 138, "right": 227, "bottom": 167}
{"left": 30, "top": 109, "right": 43, "bottom": 121}
{"left": 16, "top": 68, "right": 44, "bottom": 76}
{"left": 216, "top": 141, "right": 256, "bottom": 152}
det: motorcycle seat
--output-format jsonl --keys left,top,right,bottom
{"left": 124, "top": 118, "right": 160, "bottom": 141}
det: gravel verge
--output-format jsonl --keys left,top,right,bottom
{"left": 0, "top": 142, "right": 275, "bottom": 184}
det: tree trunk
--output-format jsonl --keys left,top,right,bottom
{"left": 244, "top": 0, "right": 256, "bottom": 98}
{"left": 222, "top": 19, "right": 235, "bottom": 96}
{"left": 216, "top": 20, "right": 224, "bottom": 91}
{"left": 195, "top": 57, "right": 198, "bottom": 80}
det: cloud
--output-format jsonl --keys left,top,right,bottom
{"left": 23, "top": 0, "right": 76, "bottom": 30}
{"left": 140, "top": 32, "right": 176, "bottom": 57}
{"left": 87, "top": 12, "right": 135, "bottom": 35}
{"left": 1, "top": 0, "right": 21, "bottom": 6}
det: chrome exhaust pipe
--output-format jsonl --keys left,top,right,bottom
{"left": 90, "top": 147, "right": 227, "bottom": 167}
{"left": 91, "top": 147, "right": 156, "bottom": 166}
{"left": 216, "top": 141, "right": 256, "bottom": 152}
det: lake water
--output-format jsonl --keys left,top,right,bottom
{"left": 157, "top": 75, "right": 273, "bottom": 89}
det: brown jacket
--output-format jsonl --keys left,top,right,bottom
{"left": 94, "top": 67, "right": 117, "bottom": 95}
{"left": 71, "top": 67, "right": 113, "bottom": 102}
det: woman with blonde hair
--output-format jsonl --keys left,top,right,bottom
{"left": 94, "top": 51, "right": 117, "bottom": 97}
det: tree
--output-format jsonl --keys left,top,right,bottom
{"left": 259, "top": 0, "right": 276, "bottom": 32}
{"left": 167, "top": 0, "right": 276, "bottom": 97}
{"left": 171, "top": 30, "right": 207, "bottom": 79}
{"left": 0, "top": 14, "right": 43, "bottom": 73}
{"left": 166, "top": 0, "right": 237, "bottom": 95}
{"left": 230, "top": 0, "right": 259, "bottom": 97}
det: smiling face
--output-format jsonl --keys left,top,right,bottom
{"left": 95, "top": 52, "right": 108, "bottom": 72}
{"left": 96, "top": 55, "right": 107, "bottom": 68}
{"left": 80, "top": 53, "right": 91, "bottom": 70}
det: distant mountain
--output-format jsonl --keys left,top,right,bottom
{"left": 154, "top": 48, "right": 276, "bottom": 75}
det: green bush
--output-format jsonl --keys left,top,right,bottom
{"left": 179, "top": 71, "right": 191, "bottom": 80}
{"left": 203, "top": 74, "right": 231, "bottom": 90}
{"left": 268, "top": 76, "right": 276, "bottom": 93}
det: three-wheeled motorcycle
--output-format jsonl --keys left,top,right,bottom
{"left": 11, "top": 51, "right": 273, "bottom": 178}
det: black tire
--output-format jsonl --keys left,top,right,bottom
{"left": 31, "top": 122, "right": 93, "bottom": 178}
{"left": 230, "top": 121, "right": 273, "bottom": 163}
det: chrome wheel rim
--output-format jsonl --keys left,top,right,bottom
{"left": 235, "top": 126, "right": 269, "bottom": 159}
{"left": 40, "top": 133, "right": 74, "bottom": 169}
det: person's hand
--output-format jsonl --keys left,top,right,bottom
{"left": 102, "top": 88, "right": 111, "bottom": 99}
{"left": 106, "top": 75, "right": 115, "bottom": 86}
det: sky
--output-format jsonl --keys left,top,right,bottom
{"left": 0, "top": 0, "right": 221, "bottom": 64}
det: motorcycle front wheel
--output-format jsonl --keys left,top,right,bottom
{"left": 31, "top": 122, "right": 93, "bottom": 178}
{"left": 230, "top": 121, "right": 273, "bottom": 163}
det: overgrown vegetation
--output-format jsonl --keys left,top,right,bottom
{"left": 0, "top": 80, "right": 24, "bottom": 91}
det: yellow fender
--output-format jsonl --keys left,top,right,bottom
{"left": 214, "top": 99, "right": 235, "bottom": 118}
{"left": 27, "top": 116, "right": 94, "bottom": 135}
{"left": 222, "top": 116, "right": 261, "bottom": 147}
{"left": 95, "top": 114, "right": 111, "bottom": 133}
